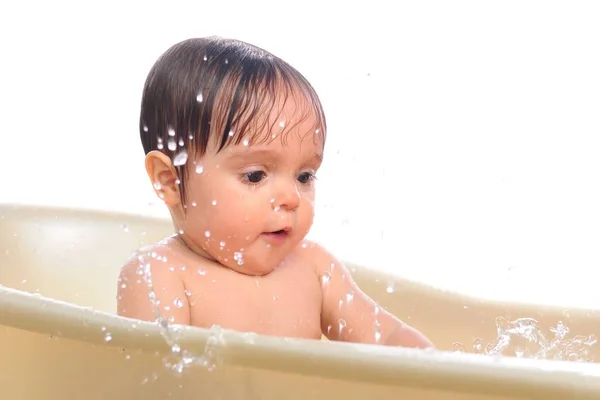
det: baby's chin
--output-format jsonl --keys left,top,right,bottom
{"left": 222, "top": 262, "right": 277, "bottom": 276}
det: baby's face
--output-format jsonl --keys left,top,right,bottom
{"left": 178, "top": 105, "right": 324, "bottom": 276}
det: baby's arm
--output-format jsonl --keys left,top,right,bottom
{"left": 312, "top": 243, "right": 433, "bottom": 349}
{"left": 117, "top": 250, "right": 191, "bottom": 325}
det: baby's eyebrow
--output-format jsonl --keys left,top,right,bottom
{"left": 226, "top": 148, "right": 279, "bottom": 162}
{"left": 227, "top": 148, "right": 323, "bottom": 164}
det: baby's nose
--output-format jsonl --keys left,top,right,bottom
{"left": 271, "top": 180, "right": 300, "bottom": 212}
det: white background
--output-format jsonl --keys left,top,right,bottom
{"left": 1, "top": 1, "right": 599, "bottom": 306}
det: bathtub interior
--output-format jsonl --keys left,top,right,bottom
{"left": 1, "top": 203, "right": 599, "bottom": 400}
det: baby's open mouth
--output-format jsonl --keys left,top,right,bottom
{"left": 262, "top": 229, "right": 290, "bottom": 244}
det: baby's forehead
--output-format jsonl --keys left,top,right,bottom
{"left": 213, "top": 85, "right": 325, "bottom": 151}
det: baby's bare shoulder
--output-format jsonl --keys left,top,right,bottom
{"left": 290, "top": 239, "right": 336, "bottom": 274}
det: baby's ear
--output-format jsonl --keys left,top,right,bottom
{"left": 145, "top": 151, "right": 181, "bottom": 207}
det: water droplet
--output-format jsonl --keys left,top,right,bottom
{"left": 120, "top": 283, "right": 127, "bottom": 289}
{"left": 279, "top": 120, "right": 285, "bottom": 128}
{"left": 233, "top": 251, "right": 244, "bottom": 265}
{"left": 273, "top": 296, "right": 278, "bottom": 300}
{"left": 274, "top": 205, "right": 281, "bottom": 212}
{"left": 153, "top": 182, "right": 162, "bottom": 190}
{"left": 195, "top": 164, "right": 204, "bottom": 174}
{"left": 167, "top": 138, "right": 177, "bottom": 151}
{"left": 225, "top": 58, "right": 229, "bottom": 64}
{"left": 172, "top": 344, "right": 181, "bottom": 353}
{"left": 174, "top": 298, "right": 184, "bottom": 308}
{"left": 386, "top": 281, "right": 395, "bottom": 294}
{"left": 191, "top": 201, "right": 197, "bottom": 207}
{"left": 173, "top": 149, "right": 188, "bottom": 166}
{"left": 374, "top": 330, "right": 382, "bottom": 342}
{"left": 452, "top": 342, "right": 466, "bottom": 352}
{"left": 219, "top": 241, "right": 226, "bottom": 249}
{"left": 104, "top": 332, "right": 112, "bottom": 342}
{"left": 178, "top": 138, "right": 184, "bottom": 147}
{"left": 321, "top": 272, "right": 331, "bottom": 285}
{"left": 197, "top": 268, "right": 206, "bottom": 276}
{"left": 243, "top": 139, "right": 249, "bottom": 147}
{"left": 196, "top": 92, "right": 203, "bottom": 102}
{"left": 338, "top": 318, "right": 347, "bottom": 335}
{"left": 345, "top": 290, "right": 354, "bottom": 302}
{"left": 143, "top": 125, "right": 149, "bottom": 132}
{"left": 121, "top": 224, "right": 129, "bottom": 232}
{"left": 168, "top": 127, "right": 176, "bottom": 137}
{"left": 472, "top": 338, "right": 483, "bottom": 353}
{"left": 228, "top": 130, "right": 234, "bottom": 137}
{"left": 203, "top": 55, "right": 207, "bottom": 61}
{"left": 212, "top": 200, "right": 217, "bottom": 206}
{"left": 315, "top": 128, "right": 320, "bottom": 134}
{"left": 204, "top": 231, "right": 211, "bottom": 238}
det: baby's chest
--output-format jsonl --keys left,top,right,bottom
{"left": 187, "top": 269, "right": 322, "bottom": 338}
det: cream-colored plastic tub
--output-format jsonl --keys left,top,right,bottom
{"left": 0, "top": 204, "right": 599, "bottom": 399}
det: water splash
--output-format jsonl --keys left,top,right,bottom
{"left": 136, "top": 251, "right": 224, "bottom": 375}
{"left": 455, "top": 317, "right": 596, "bottom": 362}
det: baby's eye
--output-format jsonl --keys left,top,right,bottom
{"left": 297, "top": 172, "right": 316, "bottom": 184}
{"left": 243, "top": 170, "right": 266, "bottom": 184}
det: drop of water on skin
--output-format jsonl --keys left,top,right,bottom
{"left": 104, "top": 332, "right": 112, "bottom": 342}
{"left": 321, "top": 272, "right": 331, "bottom": 286}
{"left": 315, "top": 128, "right": 320, "bottom": 134}
{"left": 169, "top": 266, "right": 175, "bottom": 272}
{"left": 243, "top": 139, "right": 249, "bottom": 147}
{"left": 279, "top": 121, "right": 285, "bottom": 128}
{"left": 168, "top": 138, "right": 177, "bottom": 151}
{"left": 120, "top": 283, "right": 127, "bottom": 289}
{"left": 153, "top": 182, "right": 162, "bottom": 190}
{"left": 168, "top": 127, "right": 176, "bottom": 137}
{"left": 195, "top": 165, "right": 204, "bottom": 174}
{"left": 191, "top": 201, "right": 197, "bottom": 207}
{"left": 274, "top": 205, "right": 281, "bottom": 212}
{"left": 173, "top": 150, "right": 188, "bottom": 166}
{"left": 386, "top": 281, "right": 395, "bottom": 294}
{"left": 196, "top": 93, "right": 203, "bottom": 103}
{"left": 346, "top": 290, "right": 354, "bottom": 302}
{"left": 338, "top": 319, "right": 347, "bottom": 335}
{"left": 233, "top": 251, "right": 244, "bottom": 265}
{"left": 374, "top": 330, "right": 382, "bottom": 342}
{"left": 204, "top": 231, "right": 211, "bottom": 238}
{"left": 273, "top": 296, "right": 278, "bottom": 300}
{"left": 219, "top": 241, "right": 226, "bottom": 249}
{"left": 197, "top": 268, "right": 206, "bottom": 276}
{"left": 228, "top": 130, "right": 234, "bottom": 137}
{"left": 212, "top": 200, "right": 217, "bottom": 206}
{"left": 174, "top": 298, "right": 184, "bottom": 308}
{"left": 301, "top": 243, "right": 308, "bottom": 248}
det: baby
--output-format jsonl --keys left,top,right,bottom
{"left": 117, "top": 37, "right": 433, "bottom": 349}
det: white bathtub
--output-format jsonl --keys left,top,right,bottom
{"left": 0, "top": 203, "right": 599, "bottom": 399}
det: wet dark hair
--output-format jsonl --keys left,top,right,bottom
{"left": 139, "top": 36, "right": 327, "bottom": 205}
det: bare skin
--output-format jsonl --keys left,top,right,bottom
{"left": 118, "top": 237, "right": 432, "bottom": 347}
{"left": 118, "top": 88, "right": 433, "bottom": 349}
